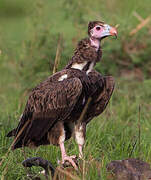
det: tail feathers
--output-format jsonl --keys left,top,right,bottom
{"left": 7, "top": 129, "right": 16, "bottom": 137}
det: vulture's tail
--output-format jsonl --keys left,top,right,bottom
{"left": 6, "top": 129, "right": 16, "bottom": 137}
{"left": 6, "top": 114, "right": 24, "bottom": 138}
{"left": 6, "top": 112, "right": 32, "bottom": 150}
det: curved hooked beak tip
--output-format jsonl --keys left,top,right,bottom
{"left": 110, "top": 27, "right": 118, "bottom": 38}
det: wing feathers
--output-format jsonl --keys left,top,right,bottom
{"left": 10, "top": 77, "right": 82, "bottom": 149}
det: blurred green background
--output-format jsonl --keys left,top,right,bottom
{"left": 0, "top": 0, "right": 151, "bottom": 179}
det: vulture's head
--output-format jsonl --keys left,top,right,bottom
{"left": 88, "top": 21, "right": 117, "bottom": 40}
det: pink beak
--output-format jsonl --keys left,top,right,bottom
{"left": 109, "top": 27, "right": 118, "bottom": 38}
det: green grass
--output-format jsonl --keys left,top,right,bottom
{"left": 0, "top": 0, "right": 151, "bottom": 179}
{"left": 1, "top": 79, "right": 151, "bottom": 179}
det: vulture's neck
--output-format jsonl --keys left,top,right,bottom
{"left": 71, "top": 38, "right": 100, "bottom": 74}
{"left": 90, "top": 37, "right": 100, "bottom": 51}
{"left": 71, "top": 61, "right": 94, "bottom": 75}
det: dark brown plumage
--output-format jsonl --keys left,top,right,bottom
{"left": 7, "top": 21, "right": 117, "bottom": 169}
{"left": 65, "top": 38, "right": 102, "bottom": 68}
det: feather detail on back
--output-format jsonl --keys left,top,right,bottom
{"left": 10, "top": 76, "right": 83, "bottom": 149}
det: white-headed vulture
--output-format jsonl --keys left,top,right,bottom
{"left": 7, "top": 21, "right": 117, "bottom": 169}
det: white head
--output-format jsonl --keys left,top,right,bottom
{"left": 88, "top": 21, "right": 117, "bottom": 40}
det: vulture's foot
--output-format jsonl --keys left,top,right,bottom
{"left": 62, "top": 155, "right": 78, "bottom": 170}
{"left": 59, "top": 142, "right": 78, "bottom": 170}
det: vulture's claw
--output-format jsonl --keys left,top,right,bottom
{"left": 62, "top": 155, "right": 78, "bottom": 170}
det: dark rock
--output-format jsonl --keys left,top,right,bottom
{"left": 22, "top": 157, "right": 55, "bottom": 179}
{"left": 22, "top": 157, "right": 101, "bottom": 180}
{"left": 22, "top": 157, "right": 79, "bottom": 180}
{"left": 106, "top": 158, "right": 151, "bottom": 180}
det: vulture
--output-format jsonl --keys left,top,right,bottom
{"left": 7, "top": 21, "right": 117, "bottom": 169}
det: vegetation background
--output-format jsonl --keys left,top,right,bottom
{"left": 0, "top": 0, "right": 151, "bottom": 179}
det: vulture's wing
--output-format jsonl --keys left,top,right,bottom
{"left": 10, "top": 77, "right": 82, "bottom": 149}
{"left": 85, "top": 70, "right": 115, "bottom": 123}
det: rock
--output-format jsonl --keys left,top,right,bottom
{"left": 22, "top": 156, "right": 102, "bottom": 180}
{"left": 106, "top": 158, "right": 151, "bottom": 180}
{"left": 22, "top": 157, "right": 80, "bottom": 180}
{"left": 22, "top": 157, "right": 55, "bottom": 179}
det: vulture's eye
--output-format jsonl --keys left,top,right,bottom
{"left": 96, "top": 26, "right": 101, "bottom": 31}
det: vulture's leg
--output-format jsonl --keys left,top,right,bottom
{"left": 75, "top": 123, "right": 86, "bottom": 159}
{"left": 59, "top": 142, "right": 77, "bottom": 169}
{"left": 48, "top": 122, "right": 77, "bottom": 169}
{"left": 59, "top": 127, "right": 77, "bottom": 169}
